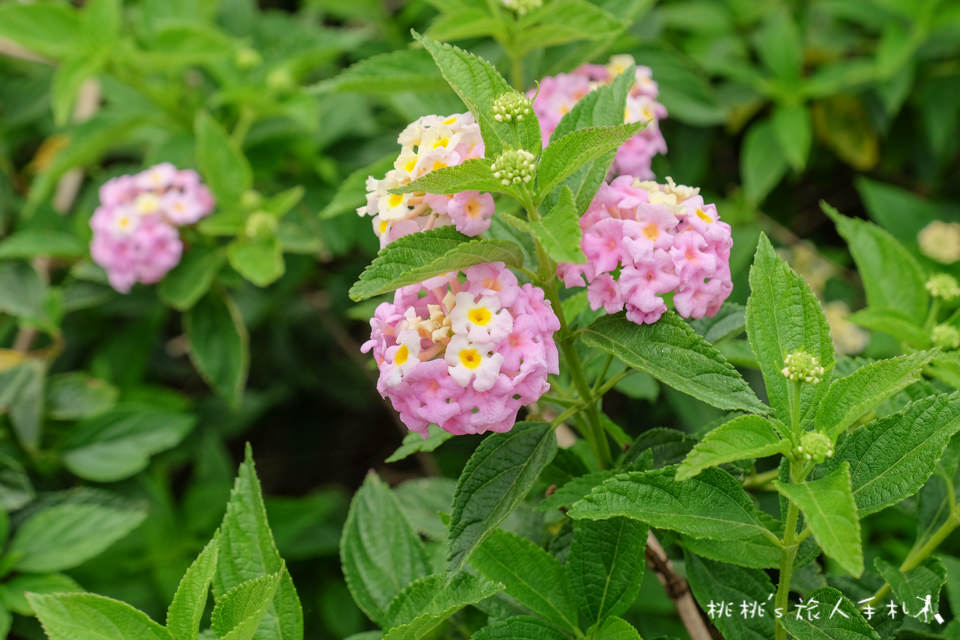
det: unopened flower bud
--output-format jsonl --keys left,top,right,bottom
{"left": 918, "top": 220, "right": 960, "bottom": 264}
{"left": 797, "top": 431, "right": 834, "bottom": 463}
{"left": 926, "top": 274, "right": 960, "bottom": 301}
{"left": 245, "top": 211, "right": 277, "bottom": 239}
{"left": 242, "top": 189, "right": 262, "bottom": 210}
{"left": 500, "top": 0, "right": 542, "bottom": 15}
{"left": 932, "top": 324, "right": 960, "bottom": 350}
{"left": 491, "top": 149, "right": 535, "bottom": 186}
{"left": 235, "top": 47, "right": 262, "bottom": 70}
{"left": 267, "top": 68, "right": 295, "bottom": 92}
{"left": 492, "top": 91, "right": 532, "bottom": 123}
{"left": 781, "top": 350, "right": 825, "bottom": 384}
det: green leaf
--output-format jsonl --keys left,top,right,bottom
{"left": 515, "top": 0, "right": 624, "bottom": 54}
{"left": 214, "top": 446, "right": 303, "bottom": 640}
{"left": 349, "top": 227, "right": 524, "bottom": 301}
{"left": 824, "top": 202, "right": 928, "bottom": 325}
{"left": 593, "top": 616, "right": 642, "bottom": 640}
{"left": 471, "top": 529, "right": 578, "bottom": 632}
{"left": 582, "top": 312, "right": 768, "bottom": 414}
{"left": 320, "top": 49, "right": 446, "bottom": 93}
{"left": 167, "top": 535, "right": 219, "bottom": 640}
{"left": 776, "top": 462, "right": 863, "bottom": 576}
{"left": 829, "top": 393, "right": 960, "bottom": 516}
{"left": 473, "top": 616, "right": 570, "bottom": 640}
{"left": 80, "top": 0, "right": 120, "bottom": 47}
{"left": 529, "top": 186, "right": 585, "bottom": 264}
{"left": 447, "top": 422, "right": 558, "bottom": 574}
{"left": 384, "top": 572, "right": 502, "bottom": 631}
{"left": 0, "top": 260, "right": 46, "bottom": 320}
{"left": 741, "top": 117, "right": 789, "bottom": 205}
{"left": 341, "top": 472, "right": 431, "bottom": 627}
{"left": 537, "top": 122, "right": 644, "bottom": 201}
{"left": 753, "top": 7, "right": 803, "bottom": 80}
{"left": 0, "top": 452, "right": 34, "bottom": 511}
{"left": 28, "top": 593, "right": 173, "bottom": 640}
{"left": 847, "top": 308, "right": 929, "bottom": 347}
{"left": 875, "top": 556, "right": 945, "bottom": 614}
{"left": 772, "top": 104, "right": 812, "bottom": 171}
{"left": 425, "top": 7, "right": 501, "bottom": 42}
{"left": 211, "top": 572, "right": 282, "bottom": 640}
{"left": 536, "top": 470, "right": 616, "bottom": 512}
{"left": 779, "top": 587, "right": 880, "bottom": 640}
{"left": 228, "top": 236, "right": 285, "bottom": 287}
{"left": 394, "top": 478, "right": 455, "bottom": 541}
{"left": 414, "top": 33, "right": 541, "bottom": 156}
{"left": 0, "top": 2, "right": 81, "bottom": 60}
{"left": 10, "top": 501, "right": 146, "bottom": 572}
{"left": 196, "top": 111, "right": 252, "bottom": 206}
{"left": 0, "top": 359, "right": 46, "bottom": 451}
{"left": 569, "top": 467, "right": 775, "bottom": 542}
{"left": 320, "top": 154, "right": 396, "bottom": 219}
{"left": 567, "top": 517, "right": 647, "bottom": 625}
{"left": 46, "top": 372, "right": 117, "bottom": 420}
{"left": 690, "top": 302, "right": 746, "bottom": 344}
{"left": 681, "top": 531, "right": 783, "bottom": 570}
{"left": 391, "top": 158, "right": 515, "bottom": 197}
{"left": 816, "top": 351, "right": 936, "bottom": 440}
{"left": 684, "top": 552, "right": 776, "bottom": 640}
{"left": 0, "top": 573, "right": 81, "bottom": 616}
{"left": 0, "top": 229, "right": 86, "bottom": 260}
{"left": 158, "top": 246, "right": 226, "bottom": 311}
{"left": 184, "top": 292, "right": 249, "bottom": 407}
{"left": 386, "top": 425, "right": 454, "bottom": 463}
{"left": 51, "top": 51, "right": 106, "bottom": 126}
{"left": 676, "top": 415, "right": 787, "bottom": 481}
{"left": 746, "top": 233, "right": 834, "bottom": 427}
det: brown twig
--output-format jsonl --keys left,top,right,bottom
{"left": 645, "top": 530, "right": 713, "bottom": 640}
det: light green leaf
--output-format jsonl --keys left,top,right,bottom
{"left": 349, "top": 227, "right": 524, "bottom": 301}
{"left": 184, "top": 292, "right": 249, "bottom": 407}
{"left": 384, "top": 572, "right": 502, "bottom": 630}
{"left": 447, "top": 422, "right": 558, "bottom": 574}
{"left": 391, "top": 158, "right": 515, "bottom": 197}
{"left": 158, "top": 246, "right": 226, "bottom": 311}
{"left": 536, "top": 470, "right": 616, "bottom": 512}
{"left": 567, "top": 517, "right": 647, "bottom": 625}
{"left": 46, "top": 372, "right": 117, "bottom": 421}
{"left": 62, "top": 406, "right": 196, "bottom": 482}
{"left": 741, "top": 117, "right": 789, "bottom": 205}
{"left": 569, "top": 467, "right": 775, "bottom": 542}
{"left": 196, "top": 111, "right": 252, "bottom": 206}
{"left": 11, "top": 501, "right": 145, "bottom": 573}
{"left": 515, "top": 0, "right": 624, "bottom": 54}
{"left": 772, "top": 104, "right": 811, "bottom": 171}
{"left": 0, "top": 2, "right": 81, "bottom": 60}
{"left": 824, "top": 202, "right": 928, "bottom": 325}
{"left": 228, "top": 236, "right": 285, "bottom": 287}
{"left": 582, "top": 312, "right": 768, "bottom": 414}
{"left": 875, "top": 556, "right": 945, "bottom": 614}
{"left": 684, "top": 552, "right": 776, "bottom": 640}
{"left": 847, "top": 307, "right": 930, "bottom": 347}
{"left": 676, "top": 415, "right": 787, "bottom": 481}
{"left": 320, "top": 154, "right": 396, "bottom": 219}
{"left": 341, "top": 472, "right": 431, "bottom": 627}
{"left": 425, "top": 7, "right": 501, "bottom": 42}
{"left": 0, "top": 359, "right": 46, "bottom": 451}
{"left": 689, "top": 302, "right": 746, "bottom": 344}
{"left": 0, "top": 452, "right": 34, "bottom": 511}
{"left": 746, "top": 233, "right": 834, "bottom": 427}
{"left": 0, "top": 260, "right": 46, "bottom": 320}
{"left": 780, "top": 587, "right": 879, "bottom": 640}
{"left": 28, "top": 593, "right": 172, "bottom": 640}
{"left": 0, "top": 573, "right": 81, "bottom": 616}
{"left": 829, "top": 393, "right": 960, "bottom": 516}
{"left": 0, "top": 229, "right": 86, "bottom": 260}
{"left": 394, "top": 478, "right": 455, "bottom": 541}
{"left": 211, "top": 572, "right": 282, "bottom": 640}
{"left": 52, "top": 51, "right": 106, "bottom": 126}
{"left": 816, "top": 351, "right": 936, "bottom": 440}
{"left": 473, "top": 616, "right": 570, "bottom": 640}
{"left": 537, "top": 122, "right": 645, "bottom": 201}
{"left": 593, "top": 616, "right": 642, "bottom": 640}
{"left": 80, "top": 0, "right": 120, "bottom": 47}
{"left": 320, "top": 49, "right": 446, "bottom": 93}
{"left": 471, "top": 529, "right": 578, "bottom": 632}
{"left": 753, "top": 7, "right": 803, "bottom": 80}
{"left": 167, "top": 535, "right": 220, "bottom": 640}
{"left": 530, "top": 186, "right": 585, "bottom": 264}
{"left": 386, "top": 425, "right": 454, "bottom": 464}
{"left": 776, "top": 462, "right": 863, "bottom": 576}
{"left": 681, "top": 532, "right": 782, "bottom": 570}
{"left": 214, "top": 446, "right": 303, "bottom": 640}
{"left": 414, "top": 33, "right": 541, "bottom": 156}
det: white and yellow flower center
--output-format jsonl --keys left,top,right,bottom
{"left": 459, "top": 348, "right": 482, "bottom": 369}
{"left": 468, "top": 307, "right": 492, "bottom": 326}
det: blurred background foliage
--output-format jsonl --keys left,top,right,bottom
{"left": 0, "top": 0, "right": 959, "bottom": 638}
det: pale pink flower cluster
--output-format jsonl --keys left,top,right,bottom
{"left": 362, "top": 262, "right": 560, "bottom": 436}
{"left": 530, "top": 55, "right": 667, "bottom": 179}
{"left": 558, "top": 176, "right": 733, "bottom": 325}
{"left": 358, "top": 113, "right": 494, "bottom": 247}
{"left": 90, "top": 163, "right": 214, "bottom": 293}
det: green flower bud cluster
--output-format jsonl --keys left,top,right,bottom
{"left": 781, "top": 350, "right": 825, "bottom": 384}
{"left": 500, "top": 0, "right": 543, "bottom": 15}
{"left": 926, "top": 274, "right": 960, "bottom": 301}
{"left": 932, "top": 324, "right": 960, "bottom": 350}
{"left": 492, "top": 92, "right": 532, "bottom": 123}
{"left": 245, "top": 211, "right": 277, "bottom": 239}
{"left": 796, "top": 431, "right": 834, "bottom": 463}
{"left": 491, "top": 149, "right": 535, "bottom": 186}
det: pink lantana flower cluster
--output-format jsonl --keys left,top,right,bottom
{"left": 90, "top": 163, "right": 214, "bottom": 293}
{"left": 357, "top": 112, "right": 494, "bottom": 247}
{"left": 531, "top": 55, "right": 667, "bottom": 179}
{"left": 362, "top": 262, "right": 560, "bottom": 436}
{"left": 558, "top": 175, "right": 733, "bottom": 325}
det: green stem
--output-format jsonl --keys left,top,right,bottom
{"left": 559, "top": 338, "right": 613, "bottom": 468}
{"left": 774, "top": 462, "right": 802, "bottom": 640}
{"left": 873, "top": 511, "right": 960, "bottom": 602}
{"left": 786, "top": 378, "right": 802, "bottom": 441}
{"left": 510, "top": 53, "right": 524, "bottom": 90}
{"left": 743, "top": 468, "right": 780, "bottom": 490}
{"left": 592, "top": 354, "right": 614, "bottom": 394}
{"left": 231, "top": 107, "right": 255, "bottom": 147}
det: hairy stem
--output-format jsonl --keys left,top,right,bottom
{"left": 775, "top": 461, "right": 802, "bottom": 640}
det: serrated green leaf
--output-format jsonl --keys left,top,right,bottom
{"left": 676, "top": 415, "right": 787, "bottom": 481}
{"left": 875, "top": 556, "right": 945, "bottom": 615}
{"left": 690, "top": 302, "right": 747, "bottom": 344}
{"left": 530, "top": 186, "right": 585, "bottom": 264}
{"left": 582, "top": 312, "right": 768, "bottom": 414}
{"left": 167, "top": 535, "right": 219, "bottom": 640}
{"left": 828, "top": 393, "right": 960, "bottom": 516}
{"left": 211, "top": 572, "right": 282, "bottom": 640}
{"left": 473, "top": 616, "right": 570, "bottom": 640}
{"left": 569, "top": 467, "right": 775, "bottom": 542}
{"left": 424, "top": 7, "right": 501, "bottom": 42}
{"left": 515, "top": 0, "right": 624, "bottom": 54}
{"left": 776, "top": 462, "right": 863, "bottom": 576}
{"left": 384, "top": 572, "right": 502, "bottom": 630}
{"left": 320, "top": 49, "right": 446, "bottom": 93}
{"left": 567, "top": 517, "right": 647, "bottom": 626}
{"left": 551, "top": 63, "right": 636, "bottom": 141}
{"left": 772, "top": 104, "right": 812, "bottom": 171}
{"left": 681, "top": 532, "right": 783, "bottom": 570}
{"left": 536, "top": 470, "right": 615, "bottom": 511}
{"left": 593, "top": 616, "right": 642, "bottom": 640}
{"left": 447, "top": 422, "right": 558, "bottom": 574}
{"left": 391, "top": 158, "right": 516, "bottom": 197}
{"left": 537, "top": 122, "right": 644, "bottom": 202}
{"left": 780, "top": 587, "right": 879, "bottom": 640}
{"left": 816, "top": 351, "right": 936, "bottom": 440}
{"left": 386, "top": 426, "right": 454, "bottom": 464}
{"left": 196, "top": 111, "right": 251, "bottom": 206}
{"left": 184, "top": 292, "right": 249, "bottom": 407}
{"left": 414, "top": 33, "right": 541, "bottom": 155}
{"left": 341, "top": 472, "right": 431, "bottom": 627}
{"left": 471, "top": 529, "right": 578, "bottom": 632}
{"left": 214, "top": 446, "right": 303, "bottom": 640}
{"left": 28, "top": 593, "right": 173, "bottom": 640}
{"left": 320, "top": 154, "right": 396, "bottom": 219}
{"left": 684, "top": 552, "right": 776, "bottom": 640}
{"left": 824, "top": 202, "right": 928, "bottom": 325}
{"left": 158, "top": 246, "right": 225, "bottom": 311}
{"left": 746, "top": 233, "right": 834, "bottom": 427}
{"left": 349, "top": 227, "right": 524, "bottom": 301}
{"left": 0, "top": 573, "right": 81, "bottom": 616}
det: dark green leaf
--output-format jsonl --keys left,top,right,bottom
{"left": 184, "top": 292, "right": 249, "bottom": 407}
{"left": 676, "top": 415, "right": 787, "bottom": 481}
